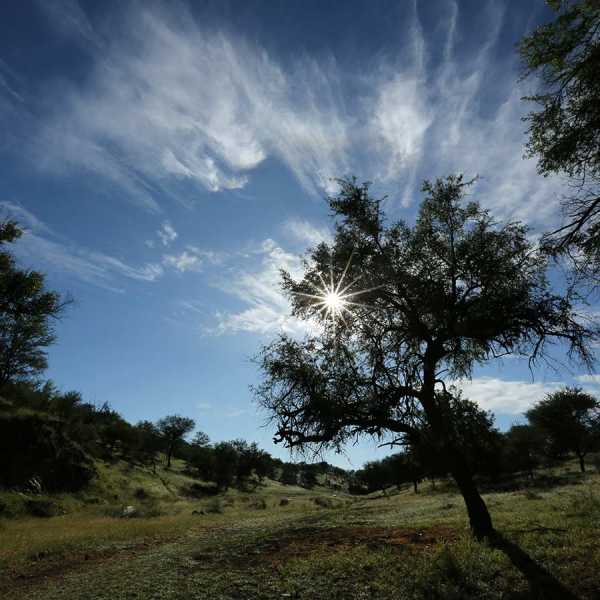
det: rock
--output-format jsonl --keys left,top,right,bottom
{"left": 121, "top": 505, "right": 138, "bottom": 518}
{"left": 27, "top": 476, "right": 43, "bottom": 494}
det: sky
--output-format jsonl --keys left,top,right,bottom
{"left": 1, "top": 0, "right": 599, "bottom": 469}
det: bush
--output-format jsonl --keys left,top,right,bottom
{"left": 181, "top": 482, "right": 219, "bottom": 498}
{"left": 0, "top": 413, "right": 96, "bottom": 492}
{"left": 25, "top": 499, "right": 60, "bottom": 518}
{"left": 134, "top": 487, "right": 148, "bottom": 500}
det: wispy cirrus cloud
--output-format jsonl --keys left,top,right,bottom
{"left": 210, "top": 239, "right": 315, "bottom": 336}
{"left": 282, "top": 218, "right": 332, "bottom": 248}
{"left": 0, "top": 200, "right": 164, "bottom": 290}
{"left": 26, "top": 0, "right": 565, "bottom": 233}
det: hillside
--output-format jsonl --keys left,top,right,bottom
{"left": 1, "top": 461, "right": 599, "bottom": 599}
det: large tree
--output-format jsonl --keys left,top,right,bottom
{"left": 0, "top": 221, "right": 67, "bottom": 385}
{"left": 255, "top": 176, "right": 596, "bottom": 539}
{"left": 526, "top": 386, "right": 600, "bottom": 472}
{"left": 156, "top": 415, "right": 195, "bottom": 468}
{"left": 519, "top": 0, "right": 600, "bottom": 275}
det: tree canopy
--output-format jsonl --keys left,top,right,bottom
{"left": 0, "top": 221, "right": 67, "bottom": 386}
{"left": 526, "top": 386, "right": 600, "bottom": 472}
{"left": 256, "top": 175, "right": 597, "bottom": 538}
{"left": 156, "top": 415, "right": 195, "bottom": 467}
{"left": 519, "top": 0, "right": 600, "bottom": 274}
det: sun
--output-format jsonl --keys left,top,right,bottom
{"left": 292, "top": 252, "right": 381, "bottom": 329}
{"left": 324, "top": 291, "right": 346, "bottom": 314}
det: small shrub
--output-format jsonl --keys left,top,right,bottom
{"left": 314, "top": 496, "right": 336, "bottom": 508}
{"left": 251, "top": 497, "right": 267, "bottom": 510}
{"left": 205, "top": 498, "right": 224, "bottom": 514}
{"left": 134, "top": 487, "right": 148, "bottom": 500}
{"left": 181, "top": 482, "right": 219, "bottom": 498}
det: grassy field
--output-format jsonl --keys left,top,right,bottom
{"left": 1, "top": 461, "right": 599, "bottom": 599}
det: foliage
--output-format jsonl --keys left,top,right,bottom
{"left": 0, "top": 221, "right": 68, "bottom": 385}
{"left": 256, "top": 175, "right": 597, "bottom": 537}
{"left": 526, "top": 386, "right": 600, "bottom": 472}
{"left": 0, "top": 410, "right": 96, "bottom": 492}
{"left": 156, "top": 415, "right": 195, "bottom": 468}
{"left": 502, "top": 424, "right": 546, "bottom": 478}
{"left": 519, "top": 0, "right": 600, "bottom": 274}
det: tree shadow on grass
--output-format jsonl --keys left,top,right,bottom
{"left": 490, "top": 532, "right": 580, "bottom": 600}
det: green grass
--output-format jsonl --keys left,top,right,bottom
{"left": 1, "top": 462, "right": 600, "bottom": 599}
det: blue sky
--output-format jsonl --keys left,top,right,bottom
{"left": 1, "top": 0, "right": 599, "bottom": 468}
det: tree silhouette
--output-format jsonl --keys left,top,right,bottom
{"left": 526, "top": 386, "right": 600, "bottom": 472}
{"left": 519, "top": 0, "right": 600, "bottom": 276}
{"left": 156, "top": 415, "right": 195, "bottom": 468}
{"left": 256, "top": 176, "right": 596, "bottom": 539}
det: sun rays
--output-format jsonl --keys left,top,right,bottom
{"left": 292, "top": 253, "right": 381, "bottom": 330}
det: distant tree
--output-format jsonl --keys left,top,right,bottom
{"left": 256, "top": 176, "right": 596, "bottom": 539}
{"left": 191, "top": 430, "right": 210, "bottom": 448}
{"left": 156, "top": 415, "right": 195, "bottom": 467}
{"left": 519, "top": 1, "right": 600, "bottom": 276}
{"left": 503, "top": 424, "right": 545, "bottom": 479}
{"left": 299, "top": 465, "right": 319, "bottom": 489}
{"left": 212, "top": 442, "right": 239, "bottom": 490}
{"left": 51, "top": 390, "right": 84, "bottom": 421}
{"left": 0, "top": 221, "right": 68, "bottom": 386}
{"left": 135, "top": 420, "right": 163, "bottom": 472}
{"left": 526, "top": 386, "right": 600, "bottom": 472}
{"left": 280, "top": 463, "right": 298, "bottom": 486}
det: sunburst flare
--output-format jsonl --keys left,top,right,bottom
{"left": 292, "top": 252, "right": 381, "bottom": 329}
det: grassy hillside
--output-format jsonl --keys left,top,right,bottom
{"left": 1, "top": 460, "right": 599, "bottom": 599}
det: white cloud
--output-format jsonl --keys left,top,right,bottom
{"left": 157, "top": 221, "right": 177, "bottom": 246}
{"left": 163, "top": 251, "right": 199, "bottom": 273}
{"left": 282, "top": 219, "right": 332, "bottom": 247}
{"left": 454, "top": 377, "right": 563, "bottom": 415}
{"left": 23, "top": 2, "right": 568, "bottom": 234}
{"left": 211, "top": 239, "right": 315, "bottom": 336}
{"left": 162, "top": 245, "right": 222, "bottom": 274}
{"left": 575, "top": 374, "right": 600, "bottom": 385}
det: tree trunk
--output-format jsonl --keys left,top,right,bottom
{"left": 413, "top": 479, "right": 418, "bottom": 494}
{"left": 166, "top": 443, "right": 173, "bottom": 468}
{"left": 577, "top": 452, "right": 585, "bottom": 473}
{"left": 451, "top": 462, "right": 494, "bottom": 540}
{"left": 420, "top": 353, "right": 494, "bottom": 539}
